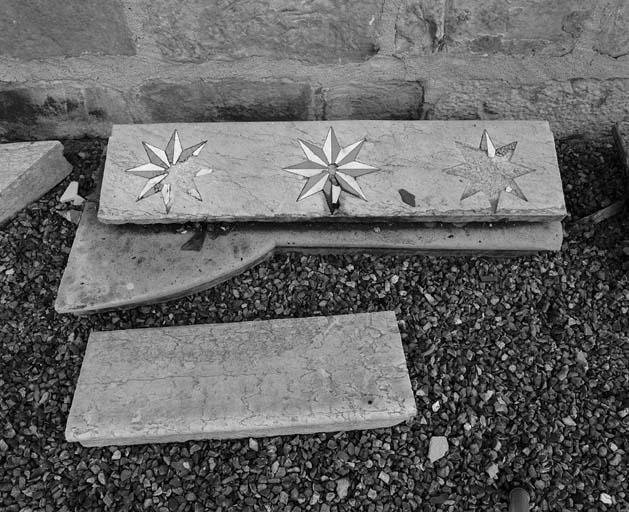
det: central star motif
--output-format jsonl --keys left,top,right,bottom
{"left": 283, "top": 127, "right": 380, "bottom": 213}
{"left": 444, "top": 130, "right": 535, "bottom": 213}
{"left": 125, "top": 130, "right": 213, "bottom": 213}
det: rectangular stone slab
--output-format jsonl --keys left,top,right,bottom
{"left": 65, "top": 312, "right": 416, "bottom": 446}
{"left": 0, "top": 141, "right": 72, "bottom": 225}
{"left": 98, "top": 120, "right": 566, "bottom": 224}
{"left": 55, "top": 202, "right": 563, "bottom": 315}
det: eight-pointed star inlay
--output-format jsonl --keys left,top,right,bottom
{"left": 125, "top": 130, "right": 213, "bottom": 213}
{"left": 444, "top": 130, "right": 535, "bottom": 213}
{"left": 283, "top": 127, "right": 380, "bottom": 213}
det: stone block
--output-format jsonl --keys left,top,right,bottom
{"left": 142, "top": 0, "right": 380, "bottom": 64}
{"left": 394, "top": 0, "right": 628, "bottom": 57}
{"left": 55, "top": 202, "right": 563, "bottom": 315}
{"left": 65, "top": 311, "right": 416, "bottom": 446}
{"left": 0, "top": 141, "right": 72, "bottom": 225}
{"left": 139, "top": 80, "right": 313, "bottom": 122}
{"left": 591, "top": 0, "right": 629, "bottom": 59}
{"left": 0, "top": 85, "right": 130, "bottom": 140}
{"left": 0, "top": 0, "right": 135, "bottom": 60}
{"left": 426, "top": 78, "right": 629, "bottom": 141}
{"left": 323, "top": 81, "right": 423, "bottom": 120}
{"left": 97, "top": 120, "right": 566, "bottom": 224}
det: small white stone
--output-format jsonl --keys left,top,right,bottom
{"left": 562, "top": 416, "right": 577, "bottom": 427}
{"left": 428, "top": 436, "right": 449, "bottom": 463}
{"left": 336, "top": 478, "right": 350, "bottom": 499}
{"left": 60, "top": 181, "right": 85, "bottom": 206}
{"left": 248, "top": 438, "right": 259, "bottom": 451}
{"left": 431, "top": 401, "right": 441, "bottom": 412}
{"left": 486, "top": 463, "right": 499, "bottom": 479}
{"left": 600, "top": 493, "right": 613, "bottom": 505}
{"left": 378, "top": 471, "right": 390, "bottom": 484}
{"left": 111, "top": 449, "right": 121, "bottom": 460}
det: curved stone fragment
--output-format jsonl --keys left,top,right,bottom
{"left": 55, "top": 202, "right": 563, "bottom": 315}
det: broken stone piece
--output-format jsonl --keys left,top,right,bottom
{"left": 55, "top": 202, "right": 563, "bottom": 315}
{"left": 60, "top": 181, "right": 85, "bottom": 206}
{"left": 65, "top": 311, "right": 416, "bottom": 446}
{"left": 428, "top": 435, "right": 449, "bottom": 463}
{"left": 57, "top": 209, "right": 82, "bottom": 225}
{"left": 0, "top": 141, "right": 72, "bottom": 225}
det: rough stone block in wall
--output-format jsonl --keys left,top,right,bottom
{"left": 0, "top": 86, "right": 131, "bottom": 140}
{"left": 0, "top": 0, "right": 135, "bottom": 60}
{"left": 426, "top": 78, "right": 629, "bottom": 138}
{"left": 142, "top": 0, "right": 381, "bottom": 64}
{"left": 395, "top": 0, "right": 629, "bottom": 58}
{"left": 323, "top": 81, "right": 424, "bottom": 120}
{"left": 138, "top": 80, "right": 314, "bottom": 122}
{"left": 592, "top": 0, "right": 629, "bottom": 58}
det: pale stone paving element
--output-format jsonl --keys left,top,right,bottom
{"left": 98, "top": 121, "right": 566, "bottom": 224}
{"left": 55, "top": 202, "right": 563, "bottom": 315}
{"left": 65, "top": 312, "right": 416, "bottom": 446}
{"left": 428, "top": 435, "right": 449, "bottom": 463}
{"left": 0, "top": 141, "right": 72, "bottom": 226}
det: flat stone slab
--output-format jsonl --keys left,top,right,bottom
{"left": 66, "top": 311, "right": 416, "bottom": 446}
{"left": 0, "top": 141, "right": 72, "bottom": 225}
{"left": 56, "top": 202, "right": 563, "bottom": 315}
{"left": 98, "top": 120, "right": 566, "bottom": 224}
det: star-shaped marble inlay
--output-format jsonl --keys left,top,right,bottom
{"left": 444, "top": 130, "right": 535, "bottom": 213}
{"left": 125, "top": 130, "right": 213, "bottom": 213}
{"left": 283, "top": 127, "right": 380, "bottom": 213}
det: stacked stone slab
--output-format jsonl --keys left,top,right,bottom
{"left": 66, "top": 312, "right": 417, "bottom": 446}
{"left": 0, "top": 141, "right": 72, "bottom": 225}
{"left": 56, "top": 120, "right": 566, "bottom": 315}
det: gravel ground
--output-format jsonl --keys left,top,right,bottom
{"left": 1, "top": 136, "right": 628, "bottom": 511}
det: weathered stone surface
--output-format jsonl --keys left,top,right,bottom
{"left": 591, "top": 0, "right": 629, "bottom": 59}
{"left": 55, "top": 202, "right": 563, "bottom": 315}
{"left": 0, "top": 0, "right": 134, "bottom": 60}
{"left": 65, "top": 311, "right": 416, "bottom": 446}
{"left": 0, "top": 85, "right": 130, "bottom": 140}
{"left": 394, "top": 0, "right": 629, "bottom": 57}
{"left": 139, "top": 80, "right": 313, "bottom": 122}
{"left": 323, "top": 81, "right": 423, "bottom": 120}
{"left": 0, "top": 141, "right": 72, "bottom": 225}
{"left": 98, "top": 121, "right": 565, "bottom": 224}
{"left": 426, "top": 78, "right": 629, "bottom": 141}
{"left": 142, "top": 0, "right": 380, "bottom": 64}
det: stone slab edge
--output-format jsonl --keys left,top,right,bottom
{"left": 97, "top": 120, "right": 566, "bottom": 225}
{"left": 612, "top": 123, "right": 629, "bottom": 198}
{"left": 65, "top": 312, "right": 416, "bottom": 446}
{"left": 55, "top": 201, "right": 563, "bottom": 315}
{"left": 0, "top": 141, "right": 72, "bottom": 225}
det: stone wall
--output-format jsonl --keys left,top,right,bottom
{"left": 0, "top": 0, "right": 627, "bottom": 140}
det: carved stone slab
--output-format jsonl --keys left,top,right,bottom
{"left": 56, "top": 202, "right": 563, "bottom": 315}
{"left": 98, "top": 121, "right": 566, "bottom": 224}
{"left": 65, "top": 311, "right": 416, "bottom": 446}
{"left": 0, "top": 141, "right": 72, "bottom": 225}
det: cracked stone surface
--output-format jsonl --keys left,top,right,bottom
{"left": 97, "top": 121, "right": 566, "bottom": 224}
{"left": 0, "top": 141, "right": 72, "bottom": 225}
{"left": 55, "top": 202, "right": 563, "bottom": 315}
{"left": 65, "top": 311, "right": 416, "bottom": 446}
